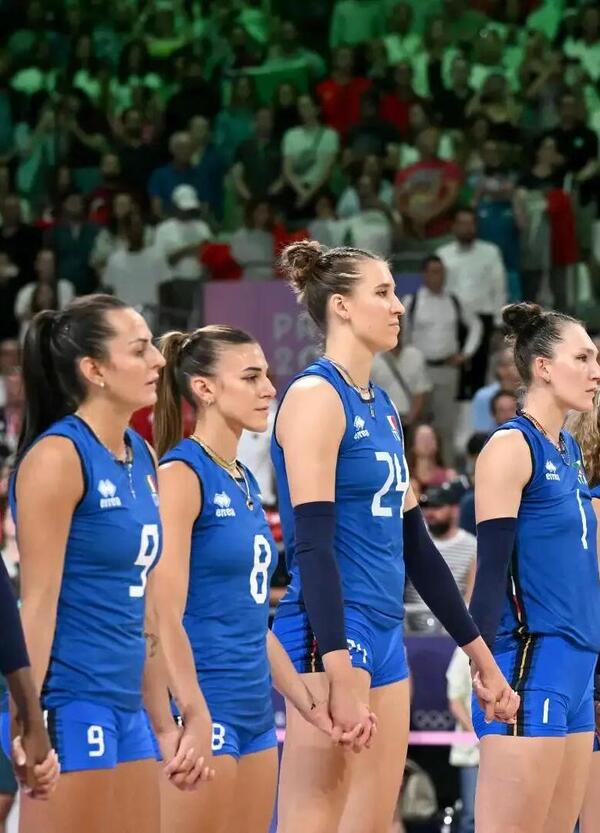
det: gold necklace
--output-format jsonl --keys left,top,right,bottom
{"left": 519, "top": 409, "right": 569, "bottom": 463}
{"left": 189, "top": 434, "right": 254, "bottom": 510}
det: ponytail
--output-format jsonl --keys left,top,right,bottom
{"left": 154, "top": 331, "right": 187, "bottom": 459}
{"left": 154, "top": 325, "right": 257, "bottom": 458}
{"left": 18, "top": 310, "right": 68, "bottom": 461}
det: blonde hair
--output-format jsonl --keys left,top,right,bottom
{"left": 566, "top": 402, "right": 600, "bottom": 487}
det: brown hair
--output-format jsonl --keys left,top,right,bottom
{"left": 279, "top": 240, "right": 380, "bottom": 331}
{"left": 502, "top": 302, "right": 579, "bottom": 387}
{"left": 154, "top": 325, "right": 256, "bottom": 458}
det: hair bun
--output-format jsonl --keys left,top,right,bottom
{"left": 279, "top": 240, "right": 323, "bottom": 293}
{"left": 502, "top": 302, "right": 545, "bottom": 339}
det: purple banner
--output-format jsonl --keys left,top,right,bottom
{"left": 204, "top": 281, "right": 320, "bottom": 391}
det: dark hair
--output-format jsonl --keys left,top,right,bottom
{"left": 30, "top": 281, "right": 59, "bottom": 316}
{"left": 154, "top": 326, "right": 256, "bottom": 458}
{"left": 502, "top": 302, "right": 579, "bottom": 386}
{"left": 466, "top": 431, "right": 489, "bottom": 457}
{"left": 490, "top": 388, "right": 517, "bottom": 417}
{"left": 453, "top": 206, "right": 476, "bottom": 221}
{"left": 279, "top": 240, "right": 380, "bottom": 332}
{"left": 422, "top": 254, "right": 443, "bottom": 271}
{"left": 17, "top": 294, "right": 129, "bottom": 461}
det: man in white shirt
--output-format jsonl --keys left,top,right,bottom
{"left": 371, "top": 334, "right": 432, "bottom": 429}
{"left": 154, "top": 184, "right": 212, "bottom": 283}
{"left": 402, "top": 256, "right": 482, "bottom": 464}
{"left": 437, "top": 208, "right": 507, "bottom": 397}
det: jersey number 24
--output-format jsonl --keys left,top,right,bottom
{"left": 372, "top": 452, "right": 409, "bottom": 518}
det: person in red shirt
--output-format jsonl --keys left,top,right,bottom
{"left": 379, "top": 61, "right": 422, "bottom": 136}
{"left": 316, "top": 46, "right": 371, "bottom": 139}
{"left": 395, "top": 127, "right": 463, "bottom": 242}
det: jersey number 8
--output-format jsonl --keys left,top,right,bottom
{"left": 250, "top": 534, "right": 272, "bottom": 605}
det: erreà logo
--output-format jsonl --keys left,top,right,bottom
{"left": 214, "top": 492, "right": 236, "bottom": 517}
{"left": 98, "top": 479, "right": 122, "bottom": 508}
{"left": 545, "top": 460, "right": 560, "bottom": 482}
{"left": 353, "top": 415, "right": 369, "bottom": 440}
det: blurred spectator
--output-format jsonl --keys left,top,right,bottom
{"left": 395, "top": 127, "right": 462, "bottom": 246}
{"left": 60, "top": 89, "right": 110, "bottom": 193}
{"left": 394, "top": 101, "right": 456, "bottom": 168}
{"left": 264, "top": 20, "right": 326, "bottom": 82}
{"left": 104, "top": 211, "right": 168, "bottom": 310}
{"left": 144, "top": 5, "right": 189, "bottom": 62}
{"left": 14, "top": 248, "right": 74, "bottom": 342}
{"left": 272, "top": 83, "right": 299, "bottom": 141}
{"left": 405, "top": 481, "right": 476, "bottom": 630}
{"left": 46, "top": 191, "right": 99, "bottom": 295}
{"left": 238, "top": 398, "right": 277, "bottom": 506}
{"left": 490, "top": 388, "right": 517, "bottom": 426}
{"left": 378, "top": 61, "right": 421, "bottom": 136}
{"left": 67, "top": 33, "right": 109, "bottom": 106}
{"left": 371, "top": 329, "right": 432, "bottom": 429}
{"left": 115, "top": 107, "right": 162, "bottom": 201}
{"left": 329, "top": 0, "right": 384, "bottom": 49}
{"left": 471, "top": 346, "right": 520, "bottom": 433}
{"left": 337, "top": 155, "right": 394, "bottom": 219}
{"left": 308, "top": 193, "right": 345, "bottom": 248}
{"left": 0, "top": 340, "right": 19, "bottom": 408}
{"left": 345, "top": 92, "right": 400, "bottom": 165}
{"left": 230, "top": 199, "right": 275, "bottom": 281}
{"left": 458, "top": 431, "right": 489, "bottom": 536}
{"left": 459, "top": 114, "right": 493, "bottom": 175}
{"left": 466, "top": 73, "right": 521, "bottom": 146}
{"left": 513, "top": 135, "right": 566, "bottom": 306}
{"left": 281, "top": 94, "right": 339, "bottom": 220}
{"left": 149, "top": 130, "right": 224, "bottom": 221}
{"left": 382, "top": 3, "right": 422, "bottom": 66}
{"left": 548, "top": 92, "right": 598, "bottom": 184}
{"left": 110, "top": 40, "right": 163, "bottom": 113}
{"left": 0, "top": 53, "right": 20, "bottom": 161}
{"left": 442, "top": 0, "right": 487, "bottom": 49}
{"left": 437, "top": 208, "right": 506, "bottom": 396}
{"left": 232, "top": 107, "right": 284, "bottom": 203}
{"left": 316, "top": 47, "right": 371, "bottom": 139}
{"left": 88, "top": 153, "right": 126, "bottom": 225}
{"left": 407, "top": 423, "right": 456, "bottom": 498}
{"left": 0, "top": 194, "right": 41, "bottom": 285}
{"left": 0, "top": 365, "right": 24, "bottom": 459}
{"left": 13, "top": 94, "right": 57, "bottom": 209}
{"left": 0, "top": 254, "right": 21, "bottom": 341}
{"left": 519, "top": 40, "right": 564, "bottom": 136}
{"left": 431, "top": 55, "right": 473, "bottom": 130}
{"left": 340, "top": 174, "right": 401, "bottom": 258}
{"left": 563, "top": 5, "right": 600, "bottom": 85}
{"left": 164, "top": 56, "right": 221, "bottom": 132}
{"left": 154, "top": 185, "right": 212, "bottom": 284}
{"left": 446, "top": 646, "right": 479, "bottom": 833}
{"left": 214, "top": 76, "right": 257, "bottom": 168}
{"left": 402, "top": 255, "right": 482, "bottom": 464}
{"left": 90, "top": 192, "right": 153, "bottom": 280}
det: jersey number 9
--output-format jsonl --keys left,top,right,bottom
{"left": 129, "top": 524, "right": 160, "bottom": 598}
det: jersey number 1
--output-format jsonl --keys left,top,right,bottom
{"left": 372, "top": 452, "right": 409, "bottom": 517}
{"left": 129, "top": 524, "right": 160, "bottom": 598}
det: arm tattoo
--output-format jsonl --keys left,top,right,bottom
{"left": 144, "top": 631, "right": 159, "bottom": 659}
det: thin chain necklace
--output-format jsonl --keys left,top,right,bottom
{"left": 519, "top": 409, "right": 569, "bottom": 463}
{"left": 75, "top": 412, "right": 136, "bottom": 498}
{"left": 190, "top": 434, "right": 254, "bottom": 510}
{"left": 323, "top": 355, "right": 376, "bottom": 418}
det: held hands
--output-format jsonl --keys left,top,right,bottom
{"left": 471, "top": 663, "right": 520, "bottom": 724}
{"left": 157, "top": 711, "right": 215, "bottom": 791}
{"left": 12, "top": 718, "right": 60, "bottom": 799}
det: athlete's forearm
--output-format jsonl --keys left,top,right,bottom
{"left": 157, "top": 614, "right": 210, "bottom": 724}
{"left": 267, "top": 631, "right": 315, "bottom": 716}
{"left": 19, "top": 598, "right": 56, "bottom": 697}
{"left": 6, "top": 667, "right": 45, "bottom": 730}
{"left": 0, "top": 558, "right": 29, "bottom": 676}
{"left": 142, "top": 630, "right": 177, "bottom": 734}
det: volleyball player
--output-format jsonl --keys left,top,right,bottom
{"left": 565, "top": 403, "right": 600, "bottom": 833}
{"left": 3, "top": 296, "right": 202, "bottom": 833}
{"left": 148, "top": 326, "right": 356, "bottom": 833}
{"left": 469, "top": 303, "right": 600, "bottom": 833}
{"left": 271, "top": 241, "right": 519, "bottom": 833}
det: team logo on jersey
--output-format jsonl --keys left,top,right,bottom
{"left": 146, "top": 474, "right": 159, "bottom": 507}
{"left": 214, "top": 492, "right": 236, "bottom": 518}
{"left": 387, "top": 414, "right": 402, "bottom": 443}
{"left": 353, "top": 415, "right": 370, "bottom": 440}
{"left": 98, "top": 479, "right": 122, "bottom": 508}
{"left": 545, "top": 460, "right": 560, "bottom": 482}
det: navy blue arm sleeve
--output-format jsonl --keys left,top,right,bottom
{"left": 0, "top": 557, "right": 30, "bottom": 675}
{"left": 294, "top": 501, "right": 347, "bottom": 657}
{"left": 403, "top": 506, "right": 479, "bottom": 647}
{"left": 468, "top": 517, "right": 517, "bottom": 648}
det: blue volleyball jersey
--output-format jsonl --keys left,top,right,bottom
{"left": 160, "top": 439, "right": 277, "bottom": 733}
{"left": 590, "top": 484, "right": 600, "bottom": 500}
{"left": 272, "top": 357, "right": 409, "bottom": 629}
{"left": 10, "top": 415, "right": 161, "bottom": 712}
{"left": 495, "top": 416, "right": 600, "bottom": 653}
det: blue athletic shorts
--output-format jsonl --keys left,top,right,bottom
{"left": 473, "top": 634, "right": 596, "bottom": 739}
{"left": 273, "top": 604, "right": 408, "bottom": 688}
{"left": 1, "top": 700, "right": 156, "bottom": 773}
